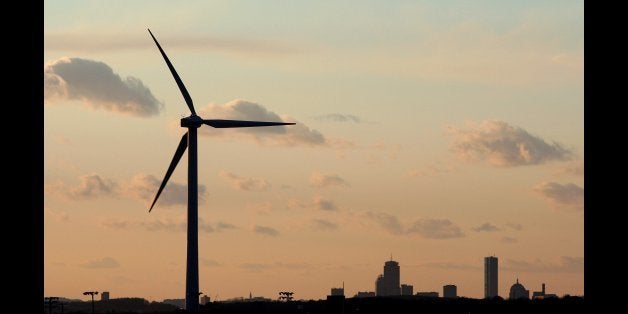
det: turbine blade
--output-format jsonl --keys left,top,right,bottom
{"left": 203, "top": 119, "right": 296, "bottom": 128}
{"left": 147, "top": 28, "right": 197, "bottom": 116}
{"left": 149, "top": 133, "right": 188, "bottom": 212}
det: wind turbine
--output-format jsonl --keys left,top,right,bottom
{"left": 147, "top": 29, "right": 295, "bottom": 312}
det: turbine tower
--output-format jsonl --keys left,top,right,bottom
{"left": 147, "top": 29, "right": 294, "bottom": 312}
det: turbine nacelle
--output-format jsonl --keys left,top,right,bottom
{"left": 181, "top": 115, "right": 203, "bottom": 128}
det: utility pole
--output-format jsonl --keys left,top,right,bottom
{"left": 83, "top": 291, "right": 98, "bottom": 314}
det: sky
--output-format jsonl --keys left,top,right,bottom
{"left": 44, "top": 0, "right": 584, "bottom": 302}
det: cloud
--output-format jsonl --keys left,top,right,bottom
{"left": 124, "top": 174, "right": 207, "bottom": 208}
{"left": 80, "top": 257, "right": 120, "bottom": 269}
{"left": 44, "top": 57, "right": 162, "bottom": 116}
{"left": 46, "top": 174, "right": 116, "bottom": 200}
{"left": 506, "top": 223, "right": 523, "bottom": 231}
{"left": 102, "top": 216, "right": 234, "bottom": 234}
{"left": 472, "top": 222, "right": 501, "bottom": 232}
{"left": 287, "top": 196, "right": 339, "bottom": 211}
{"left": 239, "top": 262, "right": 271, "bottom": 272}
{"left": 503, "top": 256, "right": 583, "bottom": 273}
{"left": 501, "top": 236, "right": 518, "bottom": 243}
{"left": 311, "top": 219, "right": 339, "bottom": 231}
{"left": 408, "top": 163, "right": 457, "bottom": 178}
{"left": 45, "top": 208, "right": 69, "bottom": 222}
{"left": 253, "top": 225, "right": 280, "bottom": 237}
{"left": 201, "top": 259, "right": 222, "bottom": 267}
{"left": 220, "top": 172, "right": 271, "bottom": 191}
{"left": 448, "top": 120, "right": 573, "bottom": 167}
{"left": 216, "top": 222, "right": 238, "bottom": 231}
{"left": 101, "top": 218, "right": 128, "bottom": 230}
{"left": 365, "top": 212, "right": 404, "bottom": 235}
{"left": 197, "top": 99, "right": 325, "bottom": 146}
{"left": 312, "top": 113, "right": 362, "bottom": 123}
{"left": 44, "top": 32, "right": 296, "bottom": 57}
{"left": 139, "top": 217, "right": 215, "bottom": 233}
{"left": 533, "top": 181, "right": 584, "bottom": 212}
{"left": 313, "top": 197, "right": 338, "bottom": 211}
{"left": 407, "top": 218, "right": 465, "bottom": 239}
{"left": 309, "top": 172, "right": 349, "bottom": 188}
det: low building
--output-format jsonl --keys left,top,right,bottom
{"left": 354, "top": 292, "right": 376, "bottom": 298}
{"left": 101, "top": 291, "right": 110, "bottom": 301}
{"left": 401, "top": 284, "right": 413, "bottom": 296}
{"left": 200, "top": 295, "right": 210, "bottom": 305}
{"left": 416, "top": 292, "right": 439, "bottom": 298}
{"left": 443, "top": 285, "right": 457, "bottom": 298}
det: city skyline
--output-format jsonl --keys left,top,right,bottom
{"left": 44, "top": 0, "right": 583, "bottom": 301}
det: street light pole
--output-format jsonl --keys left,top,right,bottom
{"left": 83, "top": 291, "right": 98, "bottom": 314}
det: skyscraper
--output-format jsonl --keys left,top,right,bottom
{"left": 484, "top": 256, "right": 498, "bottom": 298}
{"left": 374, "top": 259, "right": 401, "bottom": 296}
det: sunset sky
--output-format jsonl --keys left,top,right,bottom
{"left": 44, "top": 0, "right": 584, "bottom": 301}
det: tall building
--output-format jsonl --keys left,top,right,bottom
{"left": 374, "top": 259, "right": 401, "bottom": 296}
{"left": 101, "top": 291, "right": 109, "bottom": 301}
{"left": 401, "top": 284, "right": 413, "bottom": 296}
{"left": 484, "top": 256, "right": 498, "bottom": 298}
{"left": 509, "top": 279, "right": 529, "bottom": 300}
{"left": 443, "top": 285, "right": 457, "bottom": 298}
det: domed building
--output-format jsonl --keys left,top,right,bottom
{"left": 509, "top": 279, "right": 530, "bottom": 300}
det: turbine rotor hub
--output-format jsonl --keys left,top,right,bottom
{"left": 181, "top": 115, "right": 203, "bottom": 128}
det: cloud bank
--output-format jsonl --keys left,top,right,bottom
{"left": 472, "top": 222, "right": 501, "bottom": 232}
{"left": 220, "top": 172, "right": 271, "bottom": 191}
{"left": 448, "top": 120, "right": 573, "bottom": 167}
{"left": 533, "top": 181, "right": 584, "bottom": 212}
{"left": 45, "top": 57, "right": 163, "bottom": 116}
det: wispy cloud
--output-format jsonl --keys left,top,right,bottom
{"left": 124, "top": 174, "right": 207, "bottom": 208}
{"left": 503, "top": 256, "right": 583, "bottom": 273}
{"left": 102, "top": 217, "right": 235, "bottom": 234}
{"left": 196, "top": 100, "right": 325, "bottom": 146}
{"left": 364, "top": 212, "right": 404, "bottom": 235}
{"left": 253, "top": 225, "right": 280, "bottom": 237}
{"left": 220, "top": 172, "right": 271, "bottom": 192}
{"left": 101, "top": 218, "right": 128, "bottom": 230}
{"left": 448, "top": 120, "right": 573, "bottom": 167}
{"left": 501, "top": 236, "right": 518, "bottom": 243}
{"left": 45, "top": 32, "right": 296, "bottom": 57}
{"left": 201, "top": 259, "right": 222, "bottom": 267}
{"left": 472, "top": 222, "right": 501, "bottom": 232}
{"left": 44, "top": 57, "right": 162, "bottom": 116}
{"left": 311, "top": 219, "right": 338, "bottom": 231}
{"left": 288, "top": 196, "right": 339, "bottom": 212}
{"left": 533, "top": 181, "right": 584, "bottom": 212}
{"left": 506, "top": 223, "right": 523, "bottom": 231}
{"left": 309, "top": 172, "right": 349, "bottom": 188}
{"left": 45, "top": 208, "right": 70, "bottom": 222}
{"left": 45, "top": 174, "right": 116, "bottom": 200}
{"left": 407, "top": 218, "right": 465, "bottom": 239}
{"left": 312, "top": 113, "right": 362, "bottom": 123}
{"left": 80, "top": 257, "right": 120, "bottom": 269}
